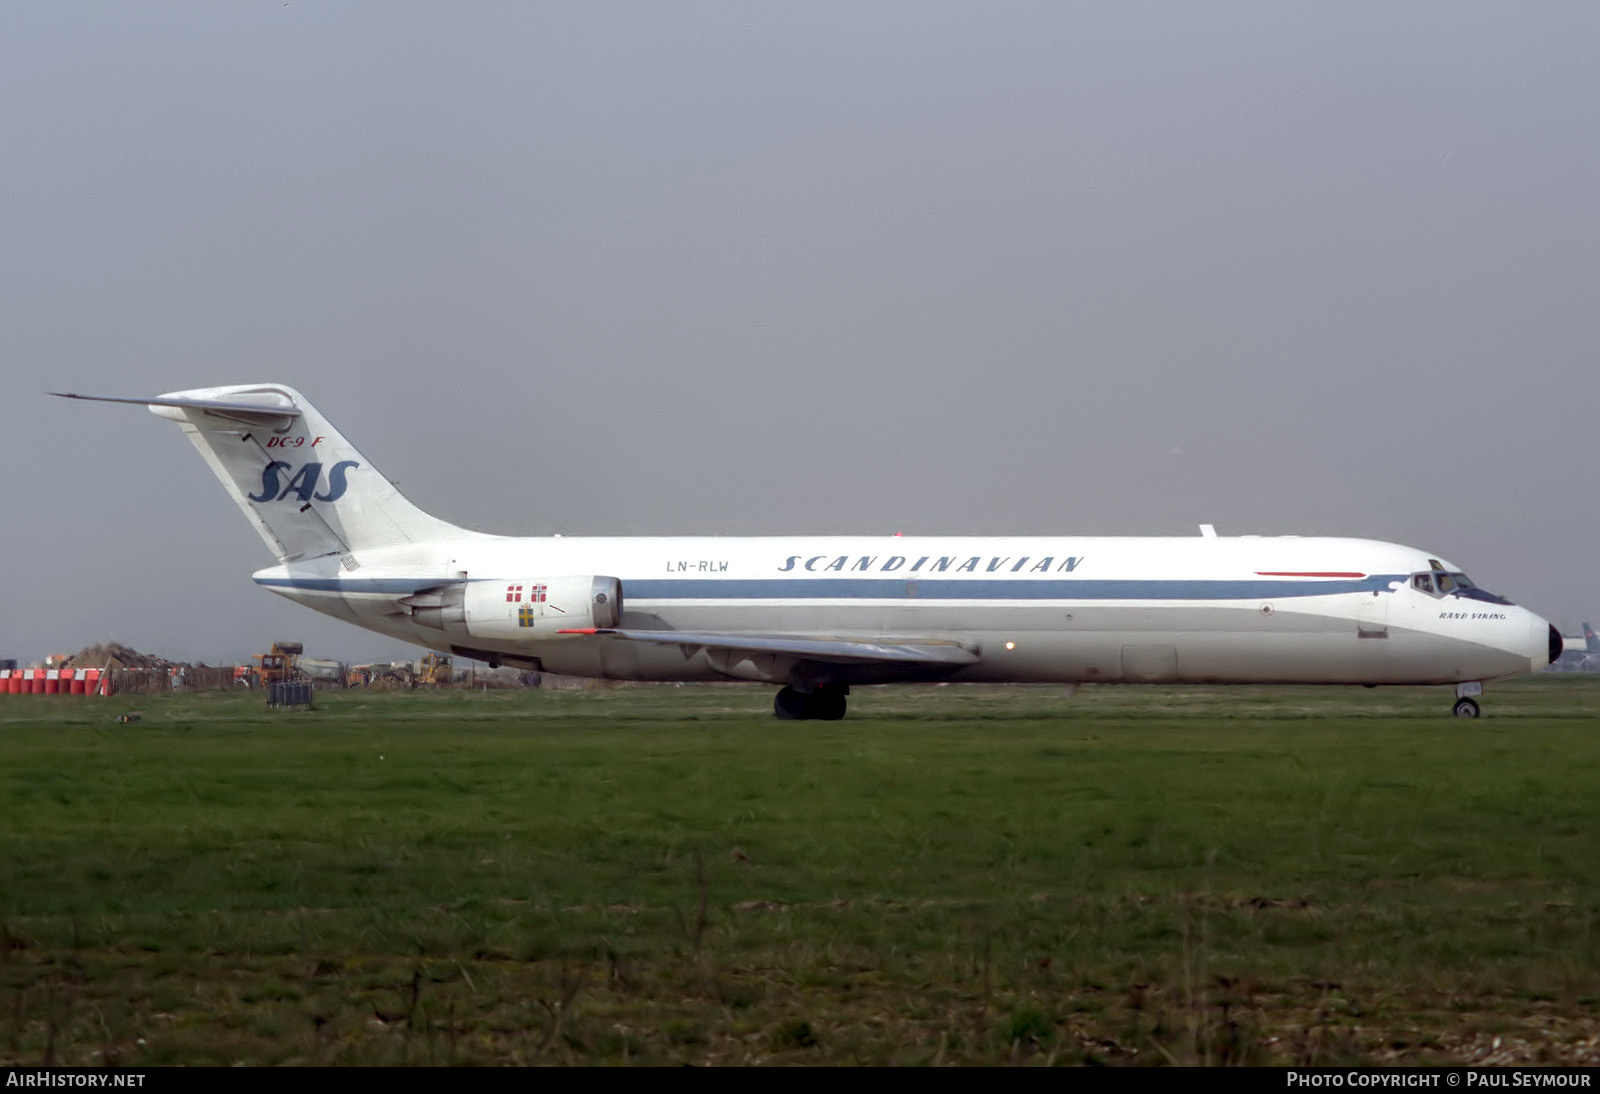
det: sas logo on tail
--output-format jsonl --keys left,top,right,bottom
{"left": 247, "top": 460, "right": 359, "bottom": 503}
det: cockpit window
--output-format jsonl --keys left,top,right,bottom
{"left": 1411, "top": 568, "right": 1513, "bottom": 605}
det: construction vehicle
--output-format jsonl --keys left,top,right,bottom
{"left": 417, "top": 652, "right": 452, "bottom": 687}
{"left": 233, "top": 642, "right": 303, "bottom": 689}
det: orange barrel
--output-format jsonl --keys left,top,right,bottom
{"left": 83, "top": 668, "right": 101, "bottom": 696}
{"left": 69, "top": 670, "right": 85, "bottom": 696}
{"left": 30, "top": 670, "right": 45, "bottom": 695}
{"left": 0, "top": 670, "right": 9, "bottom": 695}
{"left": 7, "top": 672, "right": 21, "bottom": 695}
{"left": 44, "top": 670, "right": 60, "bottom": 695}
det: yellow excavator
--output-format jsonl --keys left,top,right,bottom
{"left": 417, "top": 652, "right": 452, "bottom": 687}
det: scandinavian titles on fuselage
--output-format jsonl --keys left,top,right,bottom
{"left": 776, "top": 554, "right": 1086, "bottom": 574}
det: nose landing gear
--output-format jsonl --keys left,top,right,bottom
{"left": 1452, "top": 681, "right": 1483, "bottom": 718}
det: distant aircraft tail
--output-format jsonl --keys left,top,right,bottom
{"left": 1585, "top": 623, "right": 1599, "bottom": 656}
{"left": 54, "top": 383, "right": 462, "bottom": 563}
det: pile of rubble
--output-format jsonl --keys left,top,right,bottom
{"left": 61, "top": 642, "right": 179, "bottom": 671}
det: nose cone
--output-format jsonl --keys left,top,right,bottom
{"left": 1500, "top": 608, "right": 1559, "bottom": 677}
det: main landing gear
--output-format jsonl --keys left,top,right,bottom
{"left": 773, "top": 684, "right": 848, "bottom": 721}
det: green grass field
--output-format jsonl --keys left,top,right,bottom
{"left": 2, "top": 677, "right": 1599, "bottom": 1065}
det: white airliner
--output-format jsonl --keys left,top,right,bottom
{"left": 1556, "top": 623, "right": 1600, "bottom": 672}
{"left": 56, "top": 383, "right": 1559, "bottom": 719}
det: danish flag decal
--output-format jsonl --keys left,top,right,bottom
{"left": 505, "top": 584, "right": 549, "bottom": 603}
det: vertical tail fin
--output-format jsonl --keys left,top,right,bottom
{"left": 57, "top": 384, "right": 461, "bottom": 562}
{"left": 1584, "top": 623, "right": 1598, "bottom": 655}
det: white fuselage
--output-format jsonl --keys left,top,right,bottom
{"left": 253, "top": 533, "right": 1553, "bottom": 687}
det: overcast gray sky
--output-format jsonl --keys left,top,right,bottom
{"left": 4, "top": 2, "right": 1597, "bottom": 665}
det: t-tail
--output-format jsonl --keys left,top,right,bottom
{"left": 1585, "top": 623, "right": 1599, "bottom": 656}
{"left": 53, "top": 383, "right": 462, "bottom": 562}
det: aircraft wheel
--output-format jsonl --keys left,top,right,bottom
{"left": 1452, "top": 697, "right": 1481, "bottom": 719}
{"left": 812, "top": 686, "right": 848, "bottom": 721}
{"left": 773, "top": 686, "right": 811, "bottom": 720}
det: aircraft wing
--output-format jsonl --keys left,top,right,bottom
{"left": 559, "top": 628, "right": 981, "bottom": 666}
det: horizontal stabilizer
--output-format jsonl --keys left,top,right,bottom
{"left": 51, "top": 391, "right": 301, "bottom": 420}
{"left": 558, "top": 628, "right": 981, "bottom": 666}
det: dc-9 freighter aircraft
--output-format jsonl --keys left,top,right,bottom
{"left": 56, "top": 384, "right": 1560, "bottom": 719}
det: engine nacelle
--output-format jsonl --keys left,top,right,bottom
{"left": 462, "top": 576, "right": 622, "bottom": 639}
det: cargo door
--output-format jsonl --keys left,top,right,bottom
{"left": 1356, "top": 592, "right": 1388, "bottom": 638}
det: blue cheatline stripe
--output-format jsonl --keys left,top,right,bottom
{"left": 627, "top": 577, "right": 1403, "bottom": 600}
{"left": 257, "top": 574, "right": 1407, "bottom": 601}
